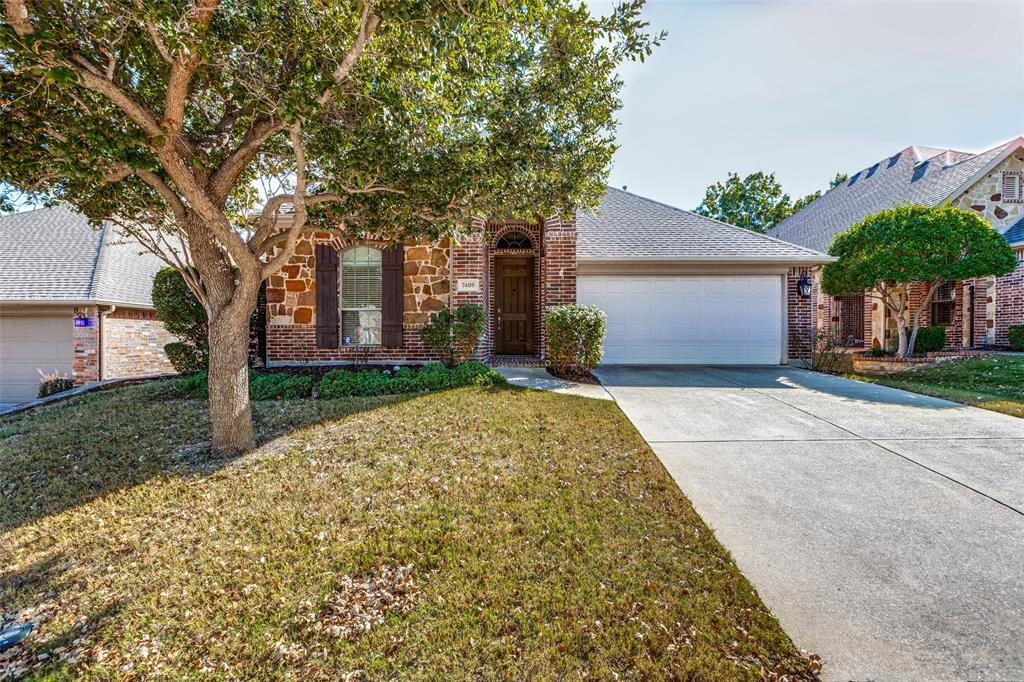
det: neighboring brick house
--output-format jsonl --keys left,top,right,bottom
{"left": 770, "top": 137, "right": 1024, "bottom": 350}
{"left": 0, "top": 205, "right": 177, "bottom": 404}
{"left": 265, "top": 187, "right": 833, "bottom": 367}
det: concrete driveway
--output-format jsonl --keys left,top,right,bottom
{"left": 595, "top": 365, "right": 1024, "bottom": 682}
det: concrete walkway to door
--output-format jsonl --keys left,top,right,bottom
{"left": 595, "top": 365, "right": 1024, "bottom": 682}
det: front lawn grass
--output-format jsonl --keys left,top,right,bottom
{"left": 849, "top": 355, "right": 1024, "bottom": 418}
{"left": 1, "top": 383, "right": 815, "bottom": 680}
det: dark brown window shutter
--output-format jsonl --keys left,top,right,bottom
{"left": 381, "top": 244, "right": 404, "bottom": 348}
{"left": 314, "top": 243, "right": 339, "bottom": 348}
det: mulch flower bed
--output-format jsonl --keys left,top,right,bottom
{"left": 546, "top": 367, "right": 601, "bottom": 384}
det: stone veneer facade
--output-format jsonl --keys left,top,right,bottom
{"left": 265, "top": 216, "right": 577, "bottom": 365}
{"left": 952, "top": 149, "right": 1024, "bottom": 347}
{"left": 72, "top": 306, "right": 177, "bottom": 385}
{"left": 811, "top": 146, "right": 1024, "bottom": 350}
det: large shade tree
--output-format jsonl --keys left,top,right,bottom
{"left": 695, "top": 171, "right": 847, "bottom": 232}
{"left": 1, "top": 0, "right": 660, "bottom": 453}
{"left": 821, "top": 204, "right": 1017, "bottom": 358}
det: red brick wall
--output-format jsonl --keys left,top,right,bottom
{"left": 788, "top": 269, "right": 813, "bottom": 360}
{"left": 72, "top": 306, "right": 175, "bottom": 385}
{"left": 103, "top": 308, "right": 177, "bottom": 377}
{"left": 993, "top": 255, "right": 1024, "bottom": 346}
{"left": 267, "top": 325, "right": 441, "bottom": 364}
{"left": 451, "top": 220, "right": 487, "bottom": 359}
{"left": 72, "top": 306, "right": 100, "bottom": 385}
{"left": 541, "top": 216, "right": 576, "bottom": 358}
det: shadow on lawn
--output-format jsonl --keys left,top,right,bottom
{"left": 0, "top": 380, "right": 449, "bottom": 534}
{"left": 1, "top": 550, "right": 121, "bottom": 678}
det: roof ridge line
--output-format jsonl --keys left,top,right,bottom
{"left": 86, "top": 219, "right": 109, "bottom": 301}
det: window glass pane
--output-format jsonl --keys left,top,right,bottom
{"left": 340, "top": 247, "right": 382, "bottom": 309}
{"left": 340, "top": 247, "right": 382, "bottom": 345}
{"left": 342, "top": 310, "right": 381, "bottom": 346}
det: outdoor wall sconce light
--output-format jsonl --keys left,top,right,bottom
{"left": 797, "top": 275, "right": 812, "bottom": 298}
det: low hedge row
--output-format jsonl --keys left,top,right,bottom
{"left": 1010, "top": 324, "right": 1024, "bottom": 351}
{"left": 173, "top": 361, "right": 506, "bottom": 400}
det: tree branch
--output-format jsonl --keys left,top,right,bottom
{"left": 3, "top": 0, "right": 32, "bottom": 36}
{"left": 318, "top": 1, "right": 381, "bottom": 105}
{"left": 206, "top": 114, "right": 285, "bottom": 204}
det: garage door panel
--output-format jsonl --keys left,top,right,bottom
{"left": 0, "top": 313, "right": 74, "bottom": 403}
{"left": 577, "top": 274, "right": 783, "bottom": 365}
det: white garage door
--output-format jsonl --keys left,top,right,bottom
{"left": 0, "top": 313, "right": 74, "bottom": 403}
{"left": 577, "top": 275, "right": 784, "bottom": 365}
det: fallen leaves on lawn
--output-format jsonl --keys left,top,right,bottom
{"left": 0, "top": 599, "right": 92, "bottom": 681}
{"left": 298, "top": 564, "right": 418, "bottom": 642}
{"left": 759, "top": 650, "right": 823, "bottom": 681}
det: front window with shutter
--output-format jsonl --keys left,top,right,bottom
{"left": 930, "top": 281, "right": 956, "bottom": 326}
{"left": 340, "top": 246, "right": 382, "bottom": 345}
{"left": 1003, "top": 172, "right": 1023, "bottom": 202}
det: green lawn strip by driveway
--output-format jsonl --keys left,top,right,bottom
{"left": 849, "top": 355, "right": 1024, "bottom": 419}
{"left": 1, "top": 383, "right": 815, "bottom": 680}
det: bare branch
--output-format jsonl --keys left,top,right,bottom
{"left": 318, "top": 2, "right": 381, "bottom": 105}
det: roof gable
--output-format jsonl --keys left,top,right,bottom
{"left": 769, "top": 137, "right": 1024, "bottom": 252}
{"left": 0, "top": 204, "right": 164, "bottom": 306}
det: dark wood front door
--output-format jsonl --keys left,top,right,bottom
{"left": 495, "top": 256, "right": 534, "bottom": 355}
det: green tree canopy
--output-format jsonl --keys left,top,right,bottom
{"left": 694, "top": 171, "right": 845, "bottom": 233}
{"left": 821, "top": 204, "right": 1017, "bottom": 357}
{"left": 1, "top": 0, "right": 660, "bottom": 453}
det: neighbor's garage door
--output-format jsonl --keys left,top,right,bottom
{"left": 577, "top": 275, "right": 783, "bottom": 365}
{"left": 0, "top": 312, "right": 74, "bottom": 403}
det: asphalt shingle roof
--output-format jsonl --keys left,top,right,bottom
{"left": 0, "top": 204, "right": 164, "bottom": 306}
{"left": 769, "top": 139, "right": 1024, "bottom": 252}
{"left": 577, "top": 187, "right": 832, "bottom": 262}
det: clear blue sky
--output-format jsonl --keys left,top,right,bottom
{"left": 603, "top": 0, "right": 1024, "bottom": 210}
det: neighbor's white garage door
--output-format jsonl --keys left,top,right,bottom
{"left": 0, "top": 312, "right": 74, "bottom": 403}
{"left": 577, "top": 275, "right": 784, "bottom": 365}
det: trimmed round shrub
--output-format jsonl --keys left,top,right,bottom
{"left": 416, "top": 362, "right": 455, "bottom": 391}
{"left": 1009, "top": 324, "right": 1024, "bottom": 351}
{"left": 317, "top": 370, "right": 391, "bottom": 398}
{"left": 249, "top": 372, "right": 313, "bottom": 400}
{"left": 385, "top": 377, "right": 422, "bottom": 395}
{"left": 37, "top": 373, "right": 74, "bottom": 399}
{"left": 453, "top": 359, "right": 506, "bottom": 387}
{"left": 153, "top": 267, "right": 208, "bottom": 350}
{"left": 164, "top": 341, "right": 206, "bottom": 375}
{"left": 914, "top": 326, "right": 947, "bottom": 354}
{"left": 545, "top": 304, "right": 607, "bottom": 374}
{"left": 419, "top": 304, "right": 486, "bottom": 367}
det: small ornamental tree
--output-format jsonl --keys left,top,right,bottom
{"left": 821, "top": 204, "right": 1017, "bottom": 358}
{"left": 1, "top": 1, "right": 661, "bottom": 454}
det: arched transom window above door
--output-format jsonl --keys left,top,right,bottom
{"left": 494, "top": 231, "right": 533, "bottom": 250}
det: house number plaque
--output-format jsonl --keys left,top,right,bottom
{"left": 456, "top": 278, "right": 480, "bottom": 293}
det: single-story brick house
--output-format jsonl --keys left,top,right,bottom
{"left": 770, "top": 136, "right": 1024, "bottom": 350}
{"left": 0, "top": 205, "right": 177, "bottom": 404}
{"left": 265, "top": 187, "right": 833, "bottom": 367}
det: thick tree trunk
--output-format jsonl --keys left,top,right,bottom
{"left": 895, "top": 314, "right": 909, "bottom": 358}
{"left": 207, "top": 308, "right": 255, "bottom": 455}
